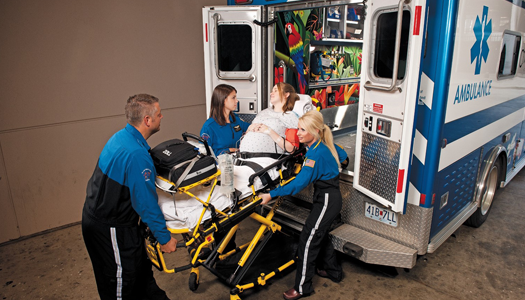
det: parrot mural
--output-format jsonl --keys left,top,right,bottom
{"left": 285, "top": 23, "right": 307, "bottom": 94}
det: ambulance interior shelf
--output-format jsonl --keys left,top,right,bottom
{"left": 323, "top": 3, "right": 365, "bottom": 42}
{"left": 308, "top": 2, "right": 364, "bottom": 89}
{"left": 308, "top": 41, "right": 362, "bottom": 88}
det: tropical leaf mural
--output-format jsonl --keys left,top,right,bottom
{"left": 345, "top": 46, "right": 362, "bottom": 76}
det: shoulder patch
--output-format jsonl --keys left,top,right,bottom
{"left": 142, "top": 168, "right": 152, "bottom": 181}
{"left": 304, "top": 159, "right": 315, "bottom": 168}
{"left": 201, "top": 133, "right": 210, "bottom": 141}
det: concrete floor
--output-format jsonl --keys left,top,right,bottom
{"left": 1, "top": 168, "right": 524, "bottom": 300}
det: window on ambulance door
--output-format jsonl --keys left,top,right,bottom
{"left": 498, "top": 31, "right": 521, "bottom": 78}
{"left": 373, "top": 10, "right": 410, "bottom": 80}
{"left": 217, "top": 24, "right": 253, "bottom": 72}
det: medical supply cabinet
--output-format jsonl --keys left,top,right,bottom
{"left": 202, "top": 0, "right": 525, "bottom": 268}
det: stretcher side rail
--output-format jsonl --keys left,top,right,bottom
{"left": 247, "top": 146, "right": 306, "bottom": 187}
{"left": 145, "top": 195, "right": 264, "bottom": 273}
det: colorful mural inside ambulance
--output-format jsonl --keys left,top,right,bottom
{"left": 274, "top": 8, "right": 362, "bottom": 109}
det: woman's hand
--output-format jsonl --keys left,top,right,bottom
{"left": 257, "top": 124, "right": 272, "bottom": 135}
{"left": 248, "top": 123, "right": 263, "bottom": 132}
{"left": 259, "top": 193, "right": 272, "bottom": 205}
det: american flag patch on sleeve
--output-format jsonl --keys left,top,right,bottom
{"left": 304, "top": 159, "right": 315, "bottom": 168}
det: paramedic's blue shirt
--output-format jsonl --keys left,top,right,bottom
{"left": 83, "top": 124, "right": 171, "bottom": 245}
{"left": 200, "top": 113, "right": 250, "bottom": 155}
{"left": 270, "top": 141, "right": 348, "bottom": 198}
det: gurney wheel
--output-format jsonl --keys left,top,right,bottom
{"left": 189, "top": 272, "right": 199, "bottom": 291}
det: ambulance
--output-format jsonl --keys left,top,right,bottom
{"left": 202, "top": 0, "right": 525, "bottom": 269}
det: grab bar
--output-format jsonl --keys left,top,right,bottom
{"left": 213, "top": 14, "right": 256, "bottom": 82}
{"left": 364, "top": 0, "right": 411, "bottom": 93}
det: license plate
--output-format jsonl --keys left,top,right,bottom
{"left": 365, "top": 202, "right": 398, "bottom": 227}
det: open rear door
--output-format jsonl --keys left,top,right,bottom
{"left": 202, "top": 6, "right": 263, "bottom": 122}
{"left": 354, "top": 0, "right": 426, "bottom": 213}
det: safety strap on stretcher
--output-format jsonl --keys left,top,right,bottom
{"left": 234, "top": 159, "right": 274, "bottom": 188}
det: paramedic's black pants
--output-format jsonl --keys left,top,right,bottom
{"left": 294, "top": 184, "right": 342, "bottom": 295}
{"left": 82, "top": 212, "right": 169, "bottom": 300}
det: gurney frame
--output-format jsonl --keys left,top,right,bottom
{"left": 145, "top": 147, "right": 306, "bottom": 300}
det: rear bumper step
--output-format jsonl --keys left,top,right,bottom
{"left": 330, "top": 224, "right": 417, "bottom": 269}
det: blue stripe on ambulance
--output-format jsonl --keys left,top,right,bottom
{"left": 409, "top": 0, "right": 460, "bottom": 214}
{"left": 443, "top": 96, "right": 525, "bottom": 144}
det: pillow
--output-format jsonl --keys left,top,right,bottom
{"left": 293, "top": 94, "right": 315, "bottom": 117}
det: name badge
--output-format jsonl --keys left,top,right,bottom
{"left": 233, "top": 125, "right": 242, "bottom": 132}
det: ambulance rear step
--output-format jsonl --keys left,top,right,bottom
{"left": 330, "top": 224, "right": 417, "bottom": 269}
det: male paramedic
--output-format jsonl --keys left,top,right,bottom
{"left": 82, "top": 94, "right": 177, "bottom": 300}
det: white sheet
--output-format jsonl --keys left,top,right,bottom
{"left": 157, "top": 157, "right": 284, "bottom": 230}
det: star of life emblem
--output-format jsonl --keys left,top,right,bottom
{"left": 470, "top": 6, "right": 492, "bottom": 75}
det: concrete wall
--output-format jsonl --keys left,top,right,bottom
{"left": 0, "top": 0, "right": 225, "bottom": 243}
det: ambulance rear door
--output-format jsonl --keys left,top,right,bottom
{"left": 354, "top": 0, "right": 427, "bottom": 213}
{"left": 202, "top": 6, "right": 264, "bottom": 122}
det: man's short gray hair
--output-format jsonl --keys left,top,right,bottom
{"left": 125, "top": 94, "right": 159, "bottom": 126}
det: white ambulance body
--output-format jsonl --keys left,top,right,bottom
{"left": 202, "top": 0, "right": 525, "bottom": 268}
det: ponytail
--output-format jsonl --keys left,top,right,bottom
{"left": 321, "top": 125, "right": 340, "bottom": 168}
{"left": 299, "top": 111, "right": 340, "bottom": 167}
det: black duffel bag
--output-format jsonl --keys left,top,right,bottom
{"left": 150, "top": 137, "right": 217, "bottom": 189}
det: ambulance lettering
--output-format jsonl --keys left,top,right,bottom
{"left": 453, "top": 80, "right": 492, "bottom": 104}
{"left": 453, "top": 5, "right": 492, "bottom": 105}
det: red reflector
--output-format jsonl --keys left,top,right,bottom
{"left": 413, "top": 6, "right": 422, "bottom": 35}
{"left": 205, "top": 23, "right": 208, "bottom": 42}
{"left": 206, "top": 236, "right": 212, "bottom": 242}
{"left": 396, "top": 169, "right": 405, "bottom": 193}
{"left": 420, "top": 194, "right": 426, "bottom": 205}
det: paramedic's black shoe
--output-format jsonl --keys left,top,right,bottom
{"left": 316, "top": 268, "right": 329, "bottom": 278}
{"left": 283, "top": 288, "right": 303, "bottom": 300}
{"left": 316, "top": 269, "right": 342, "bottom": 283}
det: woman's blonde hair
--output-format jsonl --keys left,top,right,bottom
{"left": 299, "top": 110, "right": 339, "bottom": 167}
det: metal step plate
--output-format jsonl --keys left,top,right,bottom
{"left": 330, "top": 224, "right": 417, "bottom": 269}
{"left": 274, "top": 199, "right": 310, "bottom": 223}
{"left": 262, "top": 198, "right": 311, "bottom": 232}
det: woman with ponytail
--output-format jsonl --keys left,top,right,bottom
{"left": 260, "top": 110, "right": 348, "bottom": 300}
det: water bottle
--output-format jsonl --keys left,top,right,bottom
{"left": 218, "top": 153, "right": 234, "bottom": 195}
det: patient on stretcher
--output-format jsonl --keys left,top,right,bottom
{"left": 157, "top": 84, "right": 313, "bottom": 230}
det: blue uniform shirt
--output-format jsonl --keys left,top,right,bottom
{"left": 200, "top": 113, "right": 250, "bottom": 155}
{"left": 270, "top": 140, "right": 348, "bottom": 198}
{"left": 84, "top": 124, "right": 171, "bottom": 245}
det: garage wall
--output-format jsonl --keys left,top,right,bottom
{"left": 0, "top": 0, "right": 225, "bottom": 243}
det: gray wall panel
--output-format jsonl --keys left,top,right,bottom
{"left": 0, "top": 0, "right": 217, "bottom": 131}
{"left": 0, "top": 0, "right": 223, "bottom": 242}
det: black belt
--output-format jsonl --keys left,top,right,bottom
{"left": 235, "top": 159, "right": 273, "bottom": 188}
{"left": 314, "top": 176, "right": 340, "bottom": 190}
{"left": 237, "top": 152, "right": 286, "bottom": 160}
{"left": 234, "top": 159, "right": 263, "bottom": 171}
